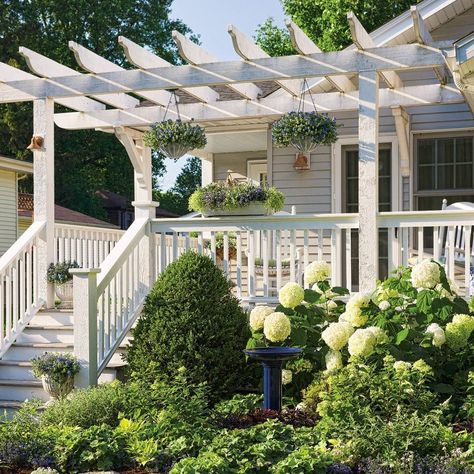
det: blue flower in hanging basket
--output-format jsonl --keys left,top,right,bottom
{"left": 272, "top": 111, "right": 338, "bottom": 154}
{"left": 143, "top": 119, "right": 207, "bottom": 160}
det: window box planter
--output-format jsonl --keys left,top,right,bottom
{"left": 189, "top": 182, "right": 285, "bottom": 217}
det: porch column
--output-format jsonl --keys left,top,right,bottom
{"left": 132, "top": 138, "right": 157, "bottom": 289}
{"left": 33, "top": 98, "right": 55, "bottom": 307}
{"left": 358, "top": 70, "right": 379, "bottom": 292}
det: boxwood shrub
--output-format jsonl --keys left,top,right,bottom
{"left": 125, "top": 251, "right": 250, "bottom": 400}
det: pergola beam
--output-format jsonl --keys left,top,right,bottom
{"left": 286, "top": 20, "right": 356, "bottom": 93}
{"left": 347, "top": 12, "right": 403, "bottom": 89}
{"left": 228, "top": 24, "right": 301, "bottom": 96}
{"left": 172, "top": 30, "right": 262, "bottom": 100}
{"left": 410, "top": 6, "right": 448, "bottom": 85}
{"left": 4, "top": 44, "right": 446, "bottom": 99}
{"left": 54, "top": 83, "right": 463, "bottom": 130}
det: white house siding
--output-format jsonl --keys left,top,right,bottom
{"left": 0, "top": 170, "right": 18, "bottom": 256}
{"left": 17, "top": 217, "right": 31, "bottom": 237}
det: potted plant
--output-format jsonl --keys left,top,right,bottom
{"left": 205, "top": 232, "right": 237, "bottom": 260}
{"left": 143, "top": 119, "right": 207, "bottom": 160}
{"left": 189, "top": 182, "right": 285, "bottom": 217}
{"left": 255, "top": 257, "right": 291, "bottom": 277}
{"left": 31, "top": 352, "right": 80, "bottom": 401}
{"left": 272, "top": 111, "right": 338, "bottom": 170}
{"left": 47, "top": 261, "right": 79, "bottom": 308}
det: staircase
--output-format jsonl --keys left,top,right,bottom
{"left": 0, "top": 309, "right": 129, "bottom": 414}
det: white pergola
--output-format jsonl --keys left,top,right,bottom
{"left": 0, "top": 7, "right": 468, "bottom": 297}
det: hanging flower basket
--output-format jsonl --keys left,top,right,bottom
{"left": 272, "top": 111, "right": 338, "bottom": 153}
{"left": 272, "top": 111, "right": 338, "bottom": 169}
{"left": 143, "top": 119, "right": 207, "bottom": 161}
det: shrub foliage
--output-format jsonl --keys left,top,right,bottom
{"left": 125, "top": 251, "right": 249, "bottom": 399}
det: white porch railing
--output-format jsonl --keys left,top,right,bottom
{"left": 152, "top": 213, "right": 360, "bottom": 303}
{"left": 54, "top": 223, "right": 124, "bottom": 268}
{"left": 0, "top": 221, "right": 45, "bottom": 357}
{"left": 72, "top": 218, "right": 149, "bottom": 386}
{"left": 378, "top": 210, "right": 474, "bottom": 297}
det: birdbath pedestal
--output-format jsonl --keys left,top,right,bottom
{"left": 244, "top": 347, "right": 302, "bottom": 411}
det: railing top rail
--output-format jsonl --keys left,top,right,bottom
{"left": 97, "top": 218, "right": 148, "bottom": 294}
{"left": 54, "top": 222, "right": 124, "bottom": 235}
{"left": 378, "top": 210, "right": 474, "bottom": 227}
{"left": 151, "top": 213, "right": 360, "bottom": 232}
{"left": 0, "top": 220, "right": 45, "bottom": 272}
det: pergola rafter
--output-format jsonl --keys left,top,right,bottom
{"left": 3, "top": 44, "right": 445, "bottom": 101}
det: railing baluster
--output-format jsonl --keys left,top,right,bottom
{"left": 210, "top": 232, "right": 216, "bottom": 263}
{"left": 263, "top": 229, "right": 269, "bottom": 297}
{"left": 223, "top": 231, "right": 229, "bottom": 276}
{"left": 448, "top": 226, "right": 455, "bottom": 280}
{"left": 464, "top": 226, "right": 471, "bottom": 298}
{"left": 236, "top": 232, "right": 242, "bottom": 299}
{"left": 317, "top": 230, "right": 323, "bottom": 260}
{"left": 276, "top": 230, "right": 282, "bottom": 292}
{"left": 417, "top": 227, "right": 424, "bottom": 262}
{"left": 345, "top": 228, "right": 352, "bottom": 292}
{"left": 248, "top": 231, "right": 255, "bottom": 299}
{"left": 19, "top": 254, "right": 25, "bottom": 324}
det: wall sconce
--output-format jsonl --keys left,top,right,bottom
{"left": 27, "top": 135, "right": 44, "bottom": 151}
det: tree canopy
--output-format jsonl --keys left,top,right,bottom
{"left": 255, "top": 0, "right": 420, "bottom": 55}
{"left": 0, "top": 0, "right": 195, "bottom": 218}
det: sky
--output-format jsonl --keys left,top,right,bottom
{"left": 158, "top": 0, "right": 286, "bottom": 191}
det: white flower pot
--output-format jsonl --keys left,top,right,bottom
{"left": 55, "top": 281, "right": 73, "bottom": 309}
{"left": 202, "top": 202, "right": 272, "bottom": 217}
{"left": 42, "top": 375, "right": 74, "bottom": 400}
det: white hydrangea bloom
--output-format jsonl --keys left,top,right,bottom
{"left": 282, "top": 369, "right": 292, "bottom": 385}
{"left": 411, "top": 260, "right": 441, "bottom": 289}
{"left": 326, "top": 300, "right": 338, "bottom": 311}
{"left": 340, "top": 308, "right": 368, "bottom": 328}
{"left": 378, "top": 300, "right": 391, "bottom": 311}
{"left": 393, "top": 360, "right": 412, "bottom": 372}
{"left": 367, "top": 326, "right": 388, "bottom": 345}
{"left": 278, "top": 282, "right": 304, "bottom": 309}
{"left": 264, "top": 312, "right": 291, "bottom": 342}
{"left": 426, "top": 323, "right": 446, "bottom": 347}
{"left": 249, "top": 305, "right": 274, "bottom": 331}
{"left": 325, "top": 350, "right": 343, "bottom": 372}
{"left": 348, "top": 328, "right": 376, "bottom": 357}
{"left": 304, "top": 261, "right": 331, "bottom": 285}
{"left": 346, "top": 293, "right": 371, "bottom": 312}
{"left": 321, "top": 321, "right": 354, "bottom": 351}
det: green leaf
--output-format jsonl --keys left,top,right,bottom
{"left": 416, "top": 290, "right": 433, "bottom": 314}
{"left": 331, "top": 286, "right": 350, "bottom": 296}
{"left": 395, "top": 328, "right": 409, "bottom": 345}
{"left": 304, "top": 289, "right": 320, "bottom": 304}
{"left": 291, "top": 327, "right": 307, "bottom": 346}
{"left": 246, "top": 338, "right": 266, "bottom": 350}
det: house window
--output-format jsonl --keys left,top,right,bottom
{"left": 415, "top": 135, "right": 474, "bottom": 210}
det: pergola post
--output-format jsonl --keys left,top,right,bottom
{"left": 33, "top": 98, "right": 55, "bottom": 307}
{"left": 358, "top": 70, "right": 379, "bottom": 292}
{"left": 133, "top": 137, "right": 157, "bottom": 290}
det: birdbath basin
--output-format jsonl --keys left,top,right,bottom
{"left": 244, "top": 347, "right": 302, "bottom": 411}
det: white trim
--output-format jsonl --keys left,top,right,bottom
{"left": 0, "top": 156, "right": 33, "bottom": 174}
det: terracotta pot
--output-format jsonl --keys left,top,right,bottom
{"left": 42, "top": 375, "right": 74, "bottom": 400}
{"left": 294, "top": 153, "right": 310, "bottom": 170}
{"left": 216, "top": 246, "right": 237, "bottom": 261}
{"left": 55, "top": 281, "right": 73, "bottom": 309}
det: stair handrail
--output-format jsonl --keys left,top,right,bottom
{"left": 72, "top": 218, "right": 151, "bottom": 386}
{"left": 0, "top": 221, "right": 46, "bottom": 357}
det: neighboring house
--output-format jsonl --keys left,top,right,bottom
{"left": 96, "top": 189, "right": 178, "bottom": 230}
{"left": 0, "top": 155, "right": 33, "bottom": 255}
{"left": 17, "top": 193, "right": 119, "bottom": 233}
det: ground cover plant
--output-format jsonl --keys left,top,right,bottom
{"left": 0, "top": 255, "right": 472, "bottom": 473}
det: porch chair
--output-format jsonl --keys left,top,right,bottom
{"left": 246, "top": 209, "right": 304, "bottom": 295}
{"left": 439, "top": 199, "right": 474, "bottom": 294}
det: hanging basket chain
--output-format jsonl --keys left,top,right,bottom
{"left": 272, "top": 77, "right": 338, "bottom": 155}
{"left": 143, "top": 89, "right": 207, "bottom": 161}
